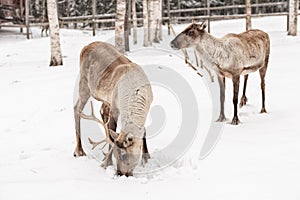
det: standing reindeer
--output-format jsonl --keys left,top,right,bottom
{"left": 74, "top": 41, "right": 153, "bottom": 176}
{"left": 170, "top": 21, "right": 270, "bottom": 125}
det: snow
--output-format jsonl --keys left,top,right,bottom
{"left": 1, "top": 16, "right": 300, "bottom": 200}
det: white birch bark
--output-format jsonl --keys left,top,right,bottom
{"left": 115, "top": 0, "right": 126, "bottom": 53}
{"left": 148, "top": 0, "right": 154, "bottom": 45}
{"left": 47, "top": 0, "right": 63, "bottom": 66}
{"left": 288, "top": 0, "right": 299, "bottom": 36}
{"left": 132, "top": 0, "right": 137, "bottom": 44}
{"left": 143, "top": 0, "right": 149, "bottom": 46}
{"left": 158, "top": 0, "right": 162, "bottom": 41}
{"left": 153, "top": 0, "right": 160, "bottom": 42}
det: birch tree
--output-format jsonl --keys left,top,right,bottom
{"left": 124, "top": 0, "right": 130, "bottom": 51}
{"left": 153, "top": 0, "right": 161, "bottom": 43}
{"left": 143, "top": 0, "right": 162, "bottom": 45}
{"left": 148, "top": 0, "right": 154, "bottom": 45}
{"left": 158, "top": 0, "right": 162, "bottom": 41}
{"left": 47, "top": 0, "right": 63, "bottom": 66}
{"left": 143, "top": 0, "right": 149, "bottom": 46}
{"left": 246, "top": 0, "right": 252, "bottom": 30}
{"left": 115, "top": 0, "right": 126, "bottom": 53}
{"left": 132, "top": 0, "right": 137, "bottom": 44}
{"left": 288, "top": 0, "right": 299, "bottom": 36}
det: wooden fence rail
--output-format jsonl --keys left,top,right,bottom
{"left": 57, "top": 1, "right": 290, "bottom": 31}
{"left": 1, "top": 1, "right": 293, "bottom": 37}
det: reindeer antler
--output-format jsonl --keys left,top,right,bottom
{"left": 80, "top": 101, "right": 125, "bottom": 168}
{"left": 80, "top": 101, "right": 114, "bottom": 147}
{"left": 80, "top": 101, "right": 116, "bottom": 167}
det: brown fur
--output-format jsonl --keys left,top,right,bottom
{"left": 74, "top": 41, "right": 153, "bottom": 176}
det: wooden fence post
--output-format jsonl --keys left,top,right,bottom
{"left": 167, "top": 0, "right": 170, "bottom": 35}
{"left": 20, "top": 0, "right": 23, "bottom": 33}
{"left": 207, "top": 0, "right": 210, "bottom": 33}
{"left": 288, "top": 0, "right": 298, "bottom": 35}
{"left": 25, "top": 0, "right": 30, "bottom": 39}
{"left": 246, "top": 0, "right": 252, "bottom": 30}
{"left": 92, "top": 0, "right": 96, "bottom": 36}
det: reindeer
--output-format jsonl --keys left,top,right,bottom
{"left": 74, "top": 41, "right": 153, "bottom": 176}
{"left": 170, "top": 21, "right": 270, "bottom": 125}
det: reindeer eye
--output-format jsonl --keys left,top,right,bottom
{"left": 128, "top": 137, "right": 133, "bottom": 142}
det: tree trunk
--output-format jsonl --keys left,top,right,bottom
{"left": 153, "top": 0, "right": 160, "bottom": 43}
{"left": 35, "top": 0, "right": 40, "bottom": 16}
{"left": 132, "top": 0, "right": 137, "bottom": 44}
{"left": 207, "top": 0, "right": 211, "bottom": 33}
{"left": 177, "top": 0, "right": 180, "bottom": 17}
{"left": 47, "top": 0, "right": 63, "bottom": 66}
{"left": 25, "top": 0, "right": 29, "bottom": 39}
{"left": 158, "top": 0, "right": 162, "bottom": 41}
{"left": 288, "top": 0, "right": 299, "bottom": 36}
{"left": 116, "top": 0, "right": 126, "bottom": 53}
{"left": 92, "top": 0, "right": 96, "bottom": 36}
{"left": 143, "top": 0, "right": 149, "bottom": 46}
{"left": 124, "top": 0, "right": 130, "bottom": 51}
{"left": 148, "top": 0, "right": 154, "bottom": 45}
{"left": 66, "top": 0, "right": 70, "bottom": 17}
{"left": 246, "top": 0, "right": 252, "bottom": 31}
{"left": 167, "top": 0, "right": 170, "bottom": 35}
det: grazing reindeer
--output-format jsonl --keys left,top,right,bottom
{"left": 74, "top": 41, "right": 153, "bottom": 176}
{"left": 170, "top": 21, "right": 270, "bottom": 125}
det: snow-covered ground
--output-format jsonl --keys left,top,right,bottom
{"left": 0, "top": 16, "right": 300, "bottom": 200}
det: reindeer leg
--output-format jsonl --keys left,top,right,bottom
{"left": 240, "top": 74, "right": 249, "bottom": 108}
{"left": 259, "top": 66, "right": 267, "bottom": 113}
{"left": 216, "top": 75, "right": 226, "bottom": 122}
{"left": 73, "top": 77, "right": 92, "bottom": 157}
{"left": 231, "top": 76, "right": 240, "bottom": 125}
{"left": 73, "top": 92, "right": 90, "bottom": 157}
{"left": 142, "top": 129, "right": 150, "bottom": 166}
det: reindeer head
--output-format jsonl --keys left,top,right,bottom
{"left": 170, "top": 20, "right": 208, "bottom": 50}
{"left": 80, "top": 102, "right": 145, "bottom": 177}
{"left": 109, "top": 129, "right": 143, "bottom": 177}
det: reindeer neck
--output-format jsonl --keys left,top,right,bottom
{"left": 198, "top": 32, "right": 228, "bottom": 65}
{"left": 117, "top": 68, "right": 153, "bottom": 137}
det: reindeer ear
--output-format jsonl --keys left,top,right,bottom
{"left": 199, "top": 20, "right": 208, "bottom": 30}
{"left": 109, "top": 129, "right": 119, "bottom": 141}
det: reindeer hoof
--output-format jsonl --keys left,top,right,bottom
{"left": 216, "top": 114, "right": 227, "bottom": 122}
{"left": 73, "top": 148, "right": 86, "bottom": 157}
{"left": 142, "top": 153, "right": 151, "bottom": 165}
{"left": 260, "top": 108, "right": 267, "bottom": 113}
{"left": 141, "top": 153, "right": 150, "bottom": 166}
{"left": 231, "top": 116, "right": 240, "bottom": 125}
{"left": 239, "top": 96, "right": 248, "bottom": 108}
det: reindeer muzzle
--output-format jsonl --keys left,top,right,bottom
{"left": 170, "top": 40, "right": 179, "bottom": 50}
